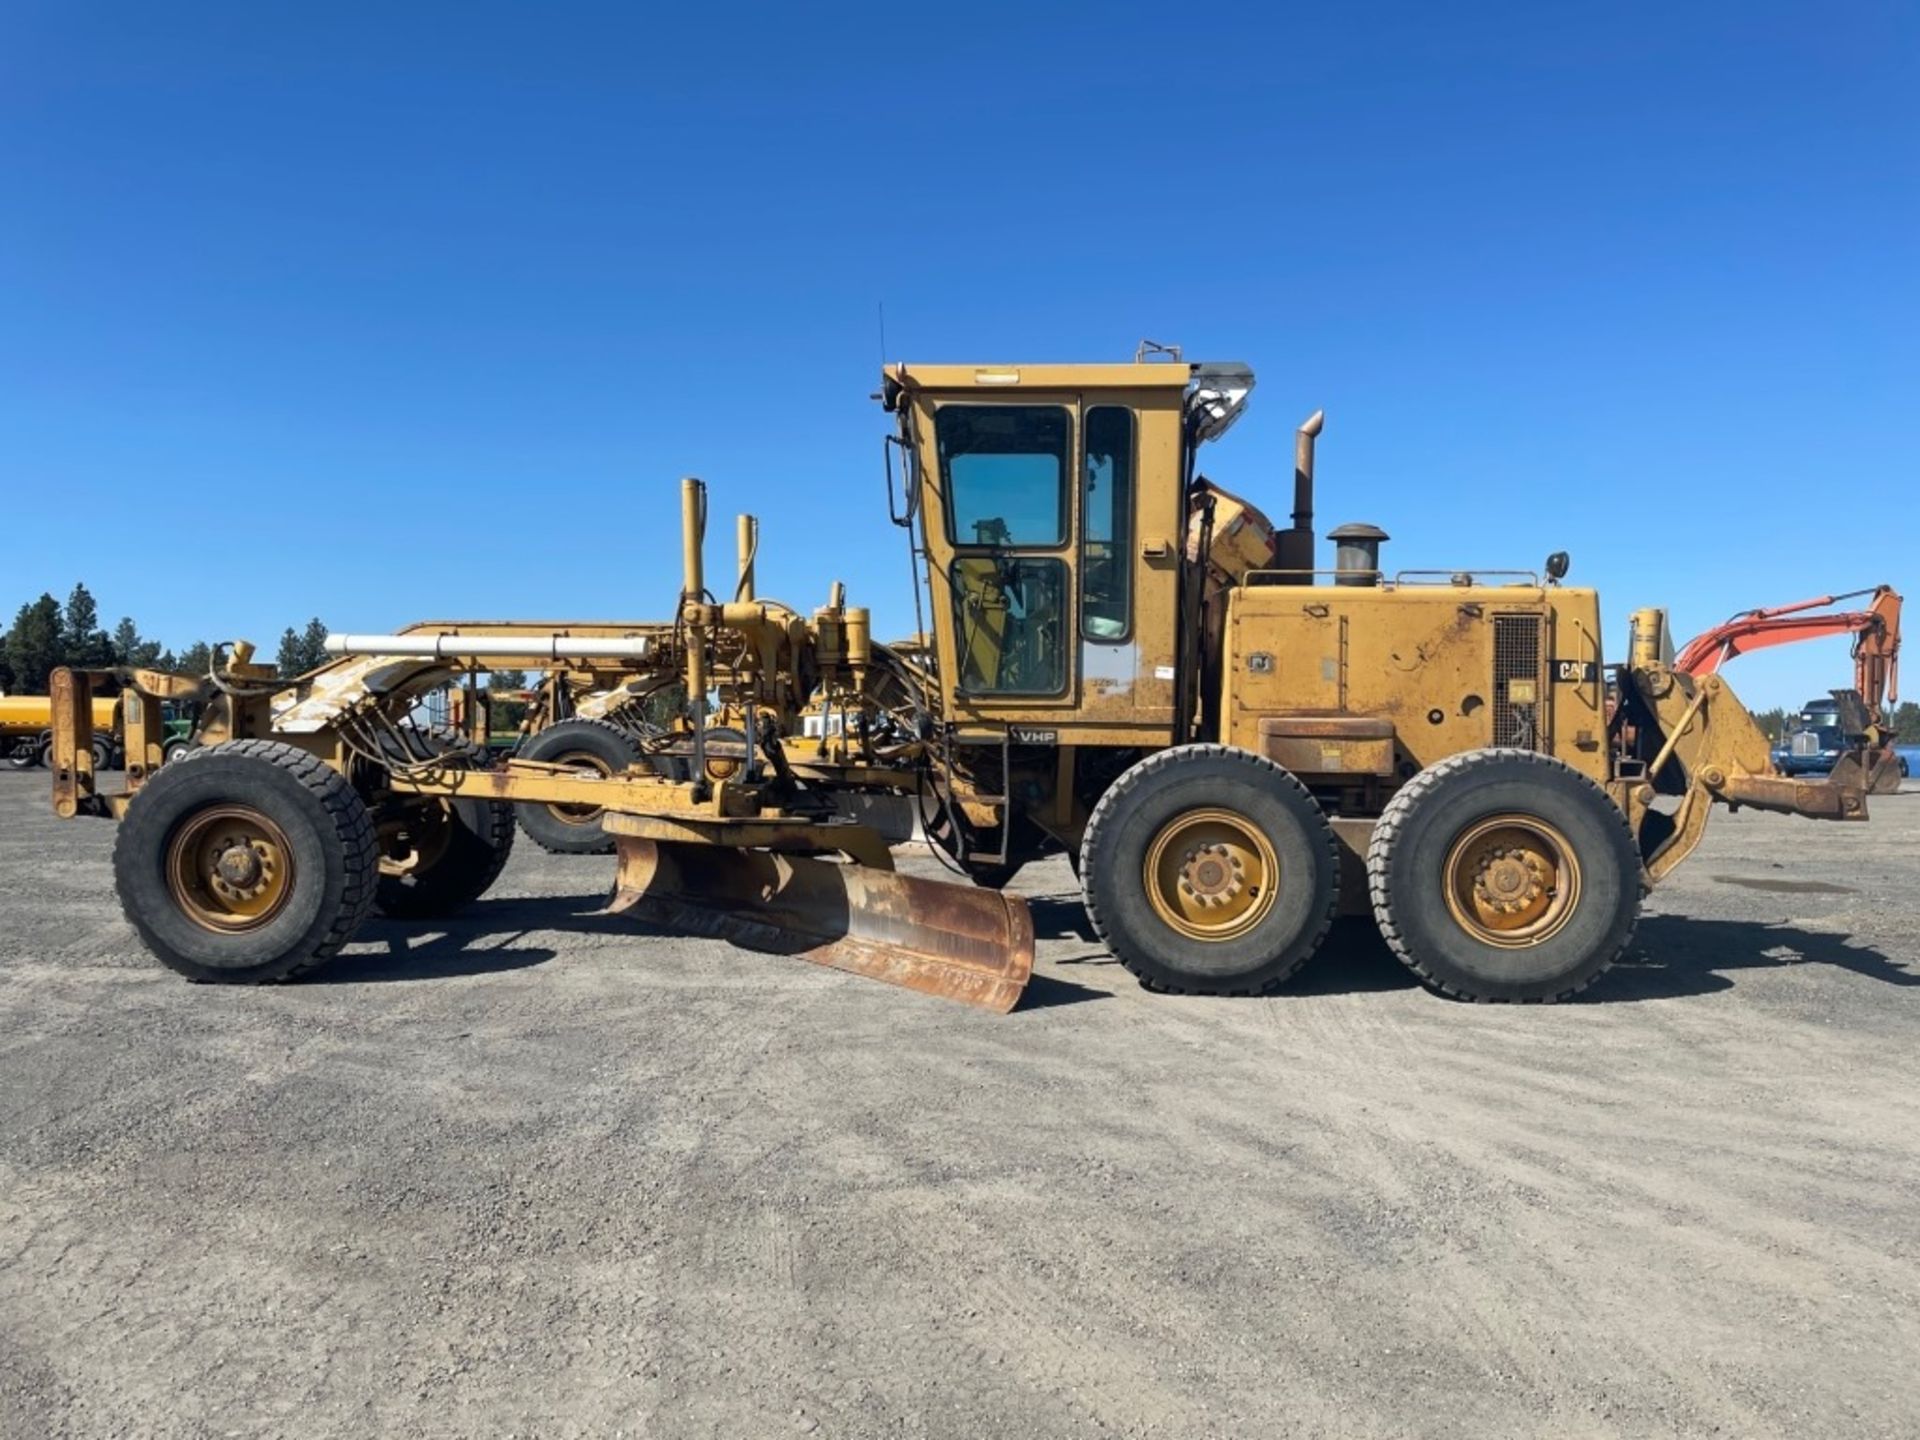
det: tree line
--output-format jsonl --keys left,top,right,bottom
{"left": 0, "top": 582, "right": 333, "bottom": 695}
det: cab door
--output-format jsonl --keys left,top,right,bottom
{"left": 909, "top": 386, "right": 1182, "bottom": 742}
{"left": 918, "top": 394, "right": 1083, "bottom": 723}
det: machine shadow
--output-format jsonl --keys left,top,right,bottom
{"left": 309, "top": 892, "right": 612, "bottom": 983}
{"left": 1293, "top": 915, "right": 1914, "bottom": 1003}
{"left": 1293, "top": 915, "right": 1911, "bottom": 1003}
{"left": 309, "top": 890, "right": 1912, "bottom": 1007}
{"left": 1021, "top": 896, "right": 1912, "bottom": 1007}
{"left": 1290, "top": 920, "right": 1420, "bottom": 995}
{"left": 1023, "top": 895, "right": 1100, "bottom": 943}
{"left": 1579, "top": 916, "right": 1916, "bottom": 1002}
{"left": 1016, "top": 974, "right": 1112, "bottom": 1010}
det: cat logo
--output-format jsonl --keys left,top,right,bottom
{"left": 1009, "top": 727, "right": 1058, "bottom": 745}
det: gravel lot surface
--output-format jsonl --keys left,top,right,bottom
{"left": 3, "top": 769, "right": 1917, "bottom": 1439}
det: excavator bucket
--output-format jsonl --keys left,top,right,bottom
{"left": 1864, "top": 746, "right": 1905, "bottom": 796}
{"left": 607, "top": 837, "right": 1034, "bottom": 1012}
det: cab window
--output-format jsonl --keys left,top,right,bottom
{"left": 935, "top": 405, "right": 1070, "bottom": 547}
{"left": 1081, "top": 406, "right": 1134, "bottom": 640}
{"left": 949, "top": 556, "right": 1069, "bottom": 695}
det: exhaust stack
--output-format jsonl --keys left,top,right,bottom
{"left": 1272, "top": 409, "right": 1323, "bottom": 579}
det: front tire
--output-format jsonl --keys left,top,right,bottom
{"left": 1080, "top": 744, "right": 1338, "bottom": 995}
{"left": 1366, "top": 748, "right": 1640, "bottom": 1002}
{"left": 112, "top": 740, "right": 377, "bottom": 983}
{"left": 514, "top": 718, "right": 644, "bottom": 854}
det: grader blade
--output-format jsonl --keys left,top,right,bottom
{"left": 609, "top": 838, "right": 1034, "bottom": 1012}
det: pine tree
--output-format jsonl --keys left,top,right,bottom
{"left": 110, "top": 616, "right": 163, "bottom": 668}
{"left": 3, "top": 595, "right": 67, "bottom": 694}
{"left": 275, "top": 618, "right": 331, "bottom": 676}
{"left": 299, "top": 617, "right": 330, "bottom": 672}
{"left": 276, "top": 627, "right": 306, "bottom": 676}
{"left": 176, "top": 640, "right": 213, "bottom": 676}
{"left": 63, "top": 583, "right": 113, "bottom": 669}
{"left": 114, "top": 616, "right": 141, "bottom": 665}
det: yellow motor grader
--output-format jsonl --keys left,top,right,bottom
{"left": 48, "top": 353, "right": 1880, "bottom": 1010}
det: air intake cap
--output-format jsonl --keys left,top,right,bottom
{"left": 1329, "top": 522, "right": 1389, "bottom": 586}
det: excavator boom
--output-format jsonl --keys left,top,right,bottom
{"left": 1675, "top": 585, "right": 1902, "bottom": 713}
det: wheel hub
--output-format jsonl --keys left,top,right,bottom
{"left": 166, "top": 805, "right": 295, "bottom": 932}
{"left": 378, "top": 803, "right": 452, "bottom": 879}
{"left": 1443, "top": 815, "right": 1580, "bottom": 947}
{"left": 1473, "top": 847, "right": 1546, "bottom": 914}
{"left": 1179, "top": 842, "right": 1246, "bottom": 908}
{"left": 213, "top": 841, "right": 267, "bottom": 895}
{"left": 1144, "top": 808, "right": 1278, "bottom": 942}
{"left": 547, "top": 749, "right": 614, "bottom": 823}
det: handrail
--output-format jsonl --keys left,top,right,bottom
{"left": 1393, "top": 569, "right": 1543, "bottom": 587}
{"left": 1239, "top": 568, "right": 1359, "bottom": 587}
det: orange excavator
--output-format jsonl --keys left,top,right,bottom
{"left": 1675, "top": 585, "right": 1903, "bottom": 792}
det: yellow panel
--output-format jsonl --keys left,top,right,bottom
{"left": 1220, "top": 584, "right": 1609, "bottom": 785}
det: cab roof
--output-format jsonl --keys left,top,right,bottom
{"left": 884, "top": 361, "right": 1199, "bottom": 393}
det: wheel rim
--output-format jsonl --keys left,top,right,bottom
{"left": 703, "top": 731, "right": 744, "bottom": 782}
{"left": 1442, "top": 813, "right": 1581, "bottom": 947}
{"left": 166, "top": 805, "right": 296, "bottom": 932}
{"left": 1142, "top": 807, "right": 1279, "bottom": 942}
{"left": 378, "top": 803, "right": 453, "bottom": 879}
{"left": 546, "top": 750, "right": 612, "bottom": 825}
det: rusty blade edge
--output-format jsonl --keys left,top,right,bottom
{"left": 609, "top": 885, "right": 1032, "bottom": 1013}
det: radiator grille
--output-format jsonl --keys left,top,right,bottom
{"left": 1493, "top": 614, "right": 1544, "bottom": 749}
{"left": 1790, "top": 731, "right": 1819, "bottom": 757}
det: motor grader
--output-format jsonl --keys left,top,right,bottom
{"left": 47, "top": 353, "right": 1881, "bottom": 1011}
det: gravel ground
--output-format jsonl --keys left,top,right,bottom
{"left": 3, "top": 768, "right": 1917, "bottom": 1439}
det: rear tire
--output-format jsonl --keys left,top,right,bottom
{"left": 1366, "top": 748, "right": 1640, "bottom": 1002}
{"left": 372, "top": 728, "right": 515, "bottom": 919}
{"left": 112, "top": 740, "right": 377, "bottom": 983}
{"left": 515, "top": 718, "right": 643, "bottom": 854}
{"left": 1080, "top": 744, "right": 1338, "bottom": 995}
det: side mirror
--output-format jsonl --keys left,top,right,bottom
{"left": 1545, "top": 551, "right": 1570, "bottom": 583}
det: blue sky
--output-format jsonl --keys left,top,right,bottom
{"left": 3, "top": 2, "right": 1913, "bottom": 708}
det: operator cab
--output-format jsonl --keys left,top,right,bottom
{"left": 881, "top": 356, "right": 1253, "bottom": 745}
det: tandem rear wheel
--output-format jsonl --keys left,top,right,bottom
{"left": 1080, "top": 744, "right": 1339, "bottom": 995}
{"left": 1366, "top": 748, "right": 1641, "bottom": 1002}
